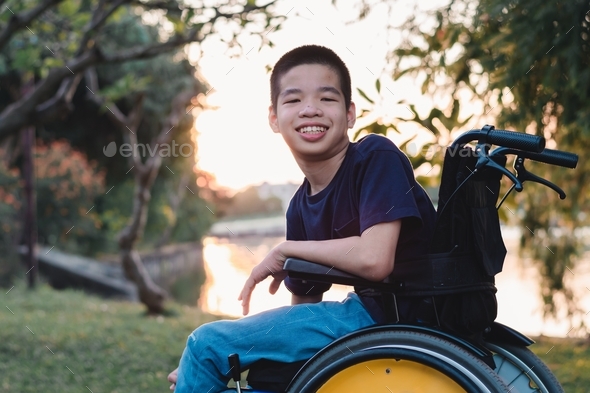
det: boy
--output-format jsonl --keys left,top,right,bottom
{"left": 169, "top": 45, "right": 436, "bottom": 392}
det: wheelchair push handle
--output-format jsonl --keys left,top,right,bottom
{"left": 452, "top": 126, "right": 545, "bottom": 153}
{"left": 519, "top": 148, "right": 578, "bottom": 169}
{"left": 486, "top": 129, "right": 545, "bottom": 153}
{"left": 491, "top": 147, "right": 578, "bottom": 169}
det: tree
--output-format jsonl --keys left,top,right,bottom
{"left": 359, "top": 0, "right": 589, "bottom": 326}
{"left": 0, "top": 0, "right": 282, "bottom": 142}
{"left": 0, "top": 146, "right": 21, "bottom": 286}
{"left": 0, "top": 0, "right": 283, "bottom": 312}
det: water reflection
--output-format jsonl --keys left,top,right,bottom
{"left": 199, "top": 231, "right": 590, "bottom": 337}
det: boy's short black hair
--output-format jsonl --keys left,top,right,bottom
{"left": 270, "top": 45, "right": 352, "bottom": 110}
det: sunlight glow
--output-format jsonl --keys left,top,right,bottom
{"left": 191, "top": 0, "right": 449, "bottom": 191}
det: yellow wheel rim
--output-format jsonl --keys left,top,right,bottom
{"left": 317, "top": 358, "right": 466, "bottom": 393}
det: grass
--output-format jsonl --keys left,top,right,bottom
{"left": 1, "top": 282, "right": 221, "bottom": 393}
{"left": 529, "top": 336, "right": 590, "bottom": 392}
{"left": 1, "top": 282, "right": 589, "bottom": 392}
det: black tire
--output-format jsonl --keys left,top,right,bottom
{"left": 287, "top": 329, "right": 510, "bottom": 393}
{"left": 485, "top": 342, "right": 564, "bottom": 393}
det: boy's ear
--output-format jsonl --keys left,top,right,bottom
{"left": 347, "top": 101, "right": 357, "bottom": 129}
{"left": 268, "top": 105, "right": 280, "bottom": 133}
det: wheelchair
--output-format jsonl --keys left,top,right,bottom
{"left": 225, "top": 125, "right": 578, "bottom": 393}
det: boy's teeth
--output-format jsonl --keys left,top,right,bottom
{"left": 299, "top": 126, "right": 326, "bottom": 134}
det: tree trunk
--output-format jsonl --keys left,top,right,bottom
{"left": 120, "top": 250, "right": 165, "bottom": 313}
{"left": 98, "top": 87, "right": 196, "bottom": 314}
{"left": 117, "top": 161, "right": 167, "bottom": 313}
{"left": 21, "top": 125, "right": 37, "bottom": 288}
{"left": 85, "top": 66, "right": 196, "bottom": 313}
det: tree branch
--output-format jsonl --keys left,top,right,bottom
{"left": 0, "top": 0, "right": 64, "bottom": 51}
{"left": 117, "top": 89, "right": 195, "bottom": 249}
{"left": 0, "top": 48, "right": 101, "bottom": 140}
{"left": 34, "top": 73, "right": 83, "bottom": 124}
{"left": 75, "top": 0, "right": 130, "bottom": 57}
{"left": 213, "top": 0, "right": 280, "bottom": 19}
{"left": 102, "top": 29, "right": 200, "bottom": 63}
{"left": 84, "top": 66, "right": 128, "bottom": 126}
{"left": 84, "top": 66, "right": 144, "bottom": 170}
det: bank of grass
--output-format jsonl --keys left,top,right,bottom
{"left": 1, "top": 283, "right": 589, "bottom": 392}
{"left": 529, "top": 336, "right": 590, "bottom": 392}
{"left": 1, "top": 282, "right": 221, "bottom": 393}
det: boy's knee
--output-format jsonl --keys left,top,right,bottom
{"left": 187, "top": 321, "right": 227, "bottom": 355}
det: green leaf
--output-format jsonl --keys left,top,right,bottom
{"left": 353, "top": 128, "right": 364, "bottom": 141}
{"left": 13, "top": 47, "right": 41, "bottom": 72}
{"left": 356, "top": 88, "right": 375, "bottom": 104}
{"left": 184, "top": 9, "right": 195, "bottom": 23}
{"left": 375, "top": 79, "right": 381, "bottom": 93}
{"left": 365, "top": 122, "right": 389, "bottom": 136}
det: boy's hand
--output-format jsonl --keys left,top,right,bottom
{"left": 239, "top": 244, "right": 288, "bottom": 315}
{"left": 167, "top": 368, "right": 178, "bottom": 390}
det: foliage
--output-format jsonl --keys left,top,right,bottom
{"left": 34, "top": 140, "right": 107, "bottom": 255}
{"left": 1, "top": 2, "right": 245, "bottom": 261}
{"left": 0, "top": 0, "right": 284, "bottom": 264}
{"left": 0, "top": 0, "right": 283, "bottom": 141}
{"left": 358, "top": 0, "right": 590, "bottom": 322}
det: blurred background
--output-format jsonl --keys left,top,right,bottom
{"left": 1, "top": 0, "right": 589, "bottom": 391}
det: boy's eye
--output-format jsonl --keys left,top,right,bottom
{"left": 321, "top": 97, "right": 336, "bottom": 101}
{"left": 285, "top": 99, "right": 300, "bottom": 103}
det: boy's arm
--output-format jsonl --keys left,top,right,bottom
{"left": 238, "top": 220, "right": 401, "bottom": 315}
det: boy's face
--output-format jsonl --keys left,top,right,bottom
{"left": 269, "top": 64, "right": 356, "bottom": 162}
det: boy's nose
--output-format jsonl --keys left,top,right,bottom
{"left": 299, "top": 104, "right": 322, "bottom": 117}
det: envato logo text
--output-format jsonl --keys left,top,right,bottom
{"left": 103, "top": 141, "right": 193, "bottom": 158}
{"left": 406, "top": 142, "right": 490, "bottom": 158}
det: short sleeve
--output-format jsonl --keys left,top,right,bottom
{"left": 357, "top": 150, "right": 422, "bottom": 233}
{"left": 284, "top": 190, "right": 332, "bottom": 295}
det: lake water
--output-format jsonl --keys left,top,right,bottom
{"left": 197, "top": 229, "right": 590, "bottom": 338}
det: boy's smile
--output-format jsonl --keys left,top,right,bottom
{"left": 269, "top": 64, "right": 356, "bottom": 164}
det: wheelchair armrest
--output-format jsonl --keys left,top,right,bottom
{"left": 283, "top": 258, "right": 392, "bottom": 290}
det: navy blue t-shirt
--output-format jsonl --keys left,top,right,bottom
{"left": 284, "top": 134, "right": 436, "bottom": 317}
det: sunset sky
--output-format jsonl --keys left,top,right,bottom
{"left": 192, "top": 0, "right": 448, "bottom": 191}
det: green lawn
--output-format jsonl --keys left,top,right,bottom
{"left": 529, "top": 336, "right": 590, "bottom": 392}
{"left": 1, "top": 282, "right": 589, "bottom": 392}
{"left": 1, "top": 282, "right": 220, "bottom": 393}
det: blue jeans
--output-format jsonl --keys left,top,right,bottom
{"left": 174, "top": 292, "right": 376, "bottom": 393}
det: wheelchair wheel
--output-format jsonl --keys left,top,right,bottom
{"left": 287, "top": 329, "right": 510, "bottom": 393}
{"left": 485, "top": 342, "right": 564, "bottom": 393}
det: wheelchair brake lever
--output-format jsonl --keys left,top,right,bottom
{"left": 475, "top": 153, "right": 524, "bottom": 192}
{"left": 228, "top": 353, "right": 243, "bottom": 393}
{"left": 514, "top": 157, "right": 567, "bottom": 199}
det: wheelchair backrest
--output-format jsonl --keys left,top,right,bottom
{"left": 387, "top": 145, "right": 507, "bottom": 298}
{"left": 430, "top": 145, "right": 508, "bottom": 276}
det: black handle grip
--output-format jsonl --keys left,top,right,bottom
{"left": 521, "top": 148, "right": 578, "bottom": 168}
{"left": 451, "top": 126, "right": 545, "bottom": 153}
{"left": 228, "top": 353, "right": 242, "bottom": 384}
{"left": 487, "top": 129, "right": 545, "bottom": 153}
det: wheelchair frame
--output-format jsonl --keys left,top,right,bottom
{"left": 225, "top": 125, "right": 577, "bottom": 393}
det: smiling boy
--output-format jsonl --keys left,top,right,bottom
{"left": 169, "top": 45, "right": 436, "bottom": 392}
